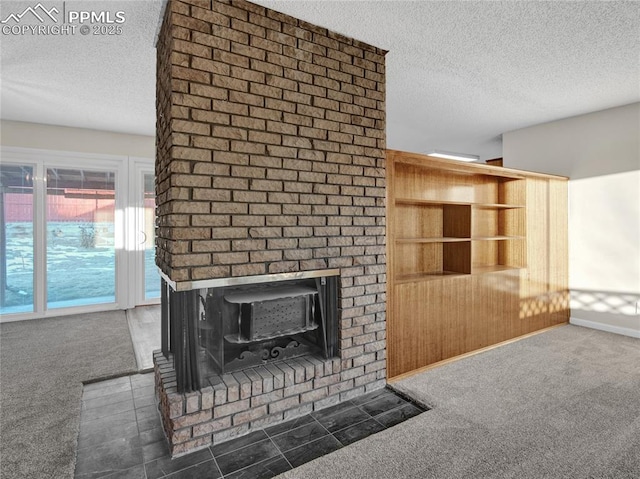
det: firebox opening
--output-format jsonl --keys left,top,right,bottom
{"left": 196, "top": 274, "right": 339, "bottom": 381}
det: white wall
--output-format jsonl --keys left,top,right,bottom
{"left": 0, "top": 120, "right": 155, "bottom": 158}
{"left": 503, "top": 103, "right": 640, "bottom": 337}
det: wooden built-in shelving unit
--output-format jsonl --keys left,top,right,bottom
{"left": 389, "top": 152, "right": 526, "bottom": 282}
{"left": 386, "top": 150, "right": 569, "bottom": 379}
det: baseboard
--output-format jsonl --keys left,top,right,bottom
{"left": 570, "top": 317, "right": 640, "bottom": 339}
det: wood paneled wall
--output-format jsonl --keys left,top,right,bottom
{"left": 386, "top": 150, "right": 569, "bottom": 379}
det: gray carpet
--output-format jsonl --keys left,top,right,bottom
{"left": 0, "top": 311, "right": 138, "bottom": 479}
{"left": 276, "top": 325, "right": 640, "bottom": 478}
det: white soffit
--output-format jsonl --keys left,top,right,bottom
{"left": 1, "top": 0, "right": 639, "bottom": 160}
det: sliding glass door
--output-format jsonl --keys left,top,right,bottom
{"left": 45, "top": 167, "right": 117, "bottom": 309}
{"left": 0, "top": 150, "right": 159, "bottom": 321}
{"left": 0, "top": 164, "right": 35, "bottom": 315}
{"left": 129, "top": 161, "right": 160, "bottom": 305}
{"left": 143, "top": 172, "right": 160, "bottom": 300}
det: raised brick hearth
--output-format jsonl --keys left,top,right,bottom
{"left": 155, "top": 351, "right": 351, "bottom": 455}
{"left": 155, "top": 0, "right": 387, "bottom": 456}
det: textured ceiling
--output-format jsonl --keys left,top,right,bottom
{"left": 0, "top": 0, "right": 161, "bottom": 138}
{"left": 1, "top": 0, "right": 639, "bottom": 160}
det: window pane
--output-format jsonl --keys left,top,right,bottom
{"left": 143, "top": 173, "right": 160, "bottom": 299}
{"left": 0, "top": 165, "right": 34, "bottom": 314}
{"left": 46, "top": 168, "right": 116, "bottom": 309}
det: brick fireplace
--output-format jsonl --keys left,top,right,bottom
{"left": 154, "top": 0, "right": 387, "bottom": 456}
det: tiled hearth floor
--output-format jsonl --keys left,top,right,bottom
{"left": 75, "top": 373, "right": 428, "bottom": 479}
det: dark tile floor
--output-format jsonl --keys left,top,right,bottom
{"left": 75, "top": 373, "right": 428, "bottom": 479}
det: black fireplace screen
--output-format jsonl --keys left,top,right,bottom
{"left": 161, "top": 274, "right": 339, "bottom": 393}
{"left": 197, "top": 276, "right": 338, "bottom": 379}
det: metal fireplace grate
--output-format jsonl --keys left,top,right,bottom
{"left": 224, "top": 285, "right": 318, "bottom": 342}
{"left": 191, "top": 276, "right": 338, "bottom": 377}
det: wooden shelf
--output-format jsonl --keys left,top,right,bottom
{"left": 472, "top": 265, "right": 523, "bottom": 275}
{"left": 394, "top": 265, "right": 523, "bottom": 284}
{"left": 396, "top": 198, "right": 524, "bottom": 209}
{"left": 473, "top": 203, "right": 525, "bottom": 209}
{"left": 395, "top": 271, "right": 468, "bottom": 284}
{"left": 396, "top": 237, "right": 470, "bottom": 244}
{"left": 396, "top": 235, "right": 523, "bottom": 244}
{"left": 396, "top": 198, "right": 468, "bottom": 207}
{"left": 389, "top": 149, "right": 527, "bottom": 281}
{"left": 472, "top": 235, "right": 524, "bottom": 241}
{"left": 389, "top": 151, "right": 526, "bottom": 179}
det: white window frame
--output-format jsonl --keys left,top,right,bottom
{"left": 127, "top": 157, "right": 159, "bottom": 308}
{"left": 0, "top": 146, "right": 159, "bottom": 322}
